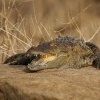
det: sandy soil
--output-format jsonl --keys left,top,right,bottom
{"left": 0, "top": 65, "right": 100, "bottom": 100}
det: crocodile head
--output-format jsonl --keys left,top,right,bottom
{"left": 27, "top": 54, "right": 57, "bottom": 72}
{"left": 27, "top": 36, "right": 95, "bottom": 72}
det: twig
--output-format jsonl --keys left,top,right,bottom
{"left": 87, "top": 25, "right": 100, "bottom": 42}
{"left": 54, "top": 4, "right": 91, "bottom": 33}
{"left": 0, "top": 12, "right": 31, "bottom": 43}
{"left": 0, "top": 50, "right": 11, "bottom": 56}
{"left": 40, "top": 22, "right": 53, "bottom": 40}
{"left": 33, "top": 2, "right": 47, "bottom": 42}
{"left": 0, "top": 28, "right": 31, "bottom": 47}
{"left": 74, "top": 21, "right": 86, "bottom": 42}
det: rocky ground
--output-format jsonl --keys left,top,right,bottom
{"left": 0, "top": 65, "right": 100, "bottom": 100}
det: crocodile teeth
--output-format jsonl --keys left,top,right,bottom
{"left": 35, "top": 54, "right": 38, "bottom": 57}
{"left": 34, "top": 54, "right": 38, "bottom": 57}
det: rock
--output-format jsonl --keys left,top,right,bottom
{"left": 0, "top": 65, "right": 100, "bottom": 100}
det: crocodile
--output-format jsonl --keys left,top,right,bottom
{"left": 4, "top": 36, "right": 100, "bottom": 72}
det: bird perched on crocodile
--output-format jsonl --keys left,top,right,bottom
{"left": 4, "top": 36, "right": 100, "bottom": 72}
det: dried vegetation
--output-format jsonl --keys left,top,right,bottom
{"left": 0, "top": 0, "right": 100, "bottom": 63}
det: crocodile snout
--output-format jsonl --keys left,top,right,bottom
{"left": 27, "top": 54, "right": 57, "bottom": 72}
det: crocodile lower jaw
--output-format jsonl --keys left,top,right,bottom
{"left": 27, "top": 54, "right": 57, "bottom": 72}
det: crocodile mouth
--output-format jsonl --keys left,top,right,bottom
{"left": 41, "top": 54, "right": 57, "bottom": 62}
{"left": 27, "top": 54, "right": 57, "bottom": 72}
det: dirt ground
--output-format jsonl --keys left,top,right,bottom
{"left": 0, "top": 64, "right": 100, "bottom": 100}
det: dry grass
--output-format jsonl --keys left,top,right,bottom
{"left": 0, "top": 0, "right": 100, "bottom": 63}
